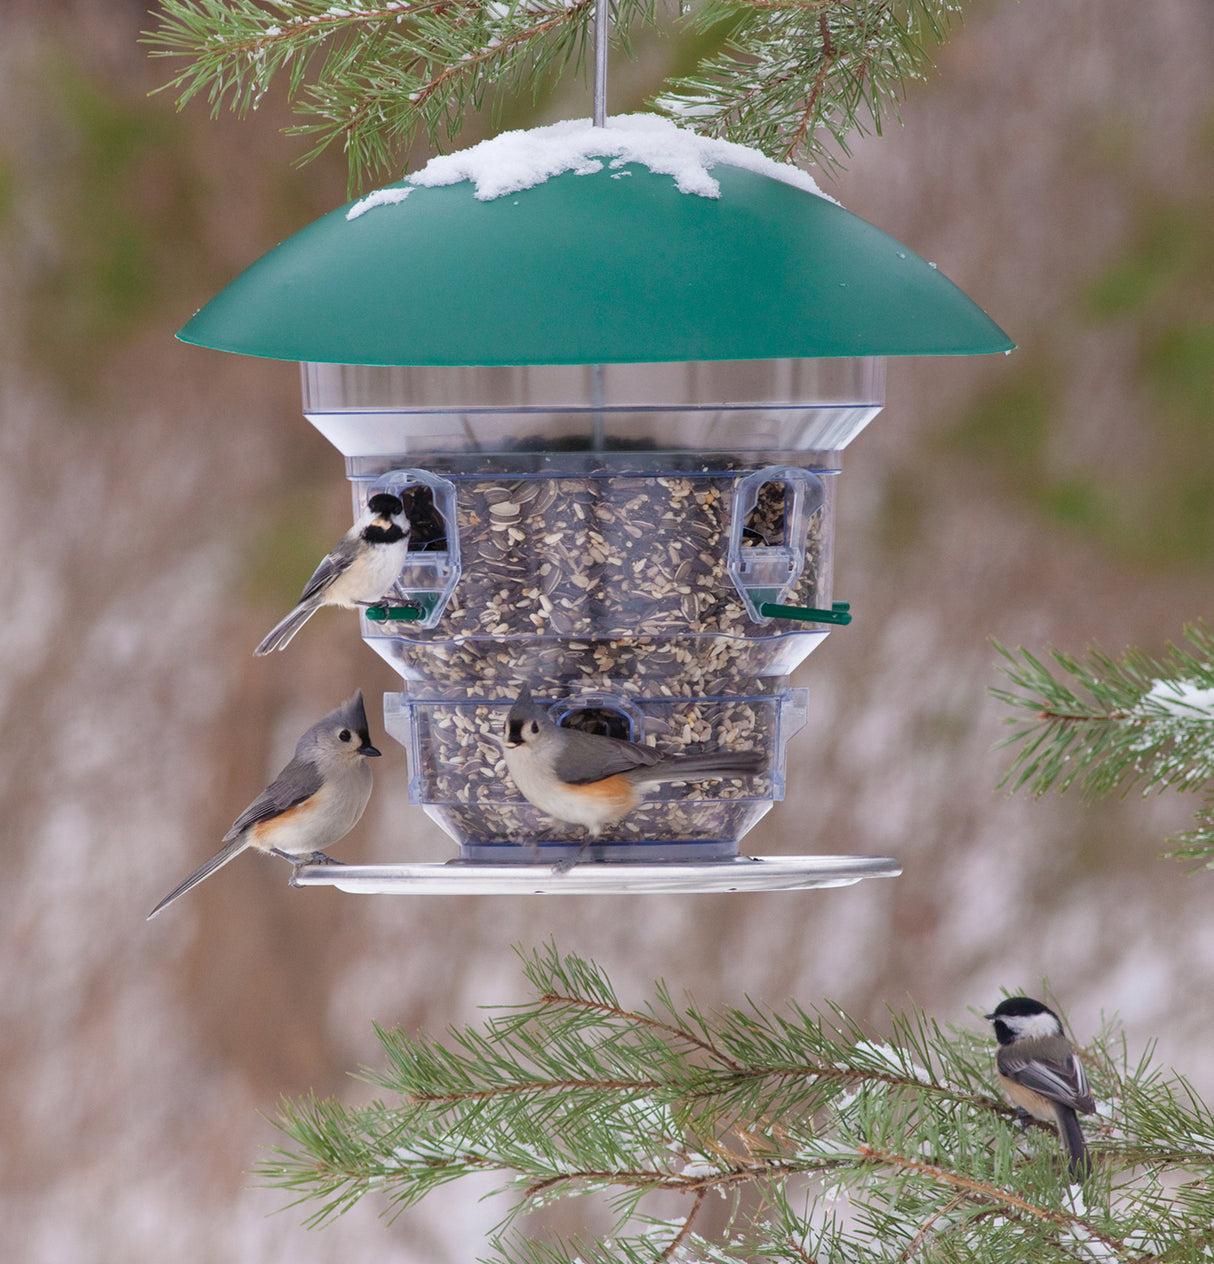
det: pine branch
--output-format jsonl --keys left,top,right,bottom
{"left": 146, "top": 0, "right": 656, "bottom": 191}
{"left": 990, "top": 623, "right": 1214, "bottom": 867}
{"left": 145, "top": 0, "right": 974, "bottom": 191}
{"left": 855, "top": 1145, "right": 1131, "bottom": 1260}
{"left": 1163, "top": 791, "right": 1214, "bottom": 870}
{"left": 256, "top": 945, "right": 1214, "bottom": 1261}
{"left": 653, "top": 0, "right": 963, "bottom": 172}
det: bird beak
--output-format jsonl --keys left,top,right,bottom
{"left": 984, "top": 1012, "right": 996, "bottom": 1021}
{"left": 361, "top": 742, "right": 382, "bottom": 757}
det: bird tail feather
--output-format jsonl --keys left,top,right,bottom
{"left": 632, "top": 749, "right": 766, "bottom": 785}
{"left": 1057, "top": 1106, "right": 1092, "bottom": 1182}
{"left": 254, "top": 601, "right": 319, "bottom": 656}
{"left": 147, "top": 836, "right": 250, "bottom": 920}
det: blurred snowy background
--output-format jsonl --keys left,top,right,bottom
{"left": 1, "top": 0, "right": 1212, "bottom": 1258}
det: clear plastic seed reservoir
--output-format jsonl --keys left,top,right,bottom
{"left": 385, "top": 684, "right": 808, "bottom": 865}
{"left": 305, "top": 357, "right": 876, "bottom": 859}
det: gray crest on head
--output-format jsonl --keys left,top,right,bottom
{"left": 334, "top": 689, "right": 370, "bottom": 737}
{"left": 288, "top": 690, "right": 377, "bottom": 762}
{"left": 507, "top": 683, "right": 542, "bottom": 725}
{"left": 299, "top": 690, "right": 371, "bottom": 752}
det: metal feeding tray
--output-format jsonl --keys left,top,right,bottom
{"left": 288, "top": 854, "right": 901, "bottom": 895}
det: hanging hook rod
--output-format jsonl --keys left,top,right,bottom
{"left": 593, "top": 0, "right": 608, "bottom": 127}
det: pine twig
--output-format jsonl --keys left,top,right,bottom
{"left": 857, "top": 1145, "right": 1128, "bottom": 1254}
{"left": 534, "top": 990, "right": 745, "bottom": 1072}
{"left": 990, "top": 623, "right": 1214, "bottom": 866}
{"left": 662, "top": 1188, "right": 707, "bottom": 1259}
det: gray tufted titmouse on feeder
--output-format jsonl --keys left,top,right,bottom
{"left": 500, "top": 684, "right": 765, "bottom": 845}
{"left": 148, "top": 691, "right": 381, "bottom": 919}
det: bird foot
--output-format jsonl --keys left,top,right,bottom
{"left": 551, "top": 841, "right": 592, "bottom": 875}
{"left": 270, "top": 848, "right": 343, "bottom": 867}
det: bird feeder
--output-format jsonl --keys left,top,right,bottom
{"left": 179, "top": 116, "right": 1011, "bottom": 894}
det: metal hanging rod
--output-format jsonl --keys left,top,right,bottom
{"left": 594, "top": 0, "right": 609, "bottom": 127}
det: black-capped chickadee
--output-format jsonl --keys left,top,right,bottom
{"left": 987, "top": 996, "right": 1096, "bottom": 1181}
{"left": 148, "top": 691, "right": 381, "bottom": 919}
{"left": 254, "top": 493, "right": 410, "bottom": 655}
{"left": 501, "top": 684, "right": 765, "bottom": 841}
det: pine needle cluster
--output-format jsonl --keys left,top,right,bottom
{"left": 145, "top": 0, "right": 970, "bottom": 191}
{"left": 260, "top": 944, "right": 1214, "bottom": 1261}
{"left": 992, "top": 621, "right": 1214, "bottom": 867}
{"left": 655, "top": 0, "right": 961, "bottom": 173}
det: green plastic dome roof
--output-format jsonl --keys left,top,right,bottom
{"left": 178, "top": 158, "right": 1013, "bottom": 366}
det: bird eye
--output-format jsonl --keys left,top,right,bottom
{"left": 339, "top": 728, "right": 352, "bottom": 742}
{"left": 529, "top": 721, "right": 539, "bottom": 734}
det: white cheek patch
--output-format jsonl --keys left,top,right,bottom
{"left": 1011, "top": 1010, "right": 1062, "bottom": 1040}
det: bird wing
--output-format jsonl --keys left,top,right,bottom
{"left": 223, "top": 756, "right": 325, "bottom": 840}
{"left": 552, "top": 730, "right": 663, "bottom": 785}
{"left": 296, "top": 535, "right": 359, "bottom": 604}
{"left": 999, "top": 1048, "right": 1095, "bottom": 1114}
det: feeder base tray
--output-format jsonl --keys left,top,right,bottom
{"left": 289, "top": 855, "right": 900, "bottom": 895}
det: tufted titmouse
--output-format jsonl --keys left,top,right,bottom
{"left": 987, "top": 996, "right": 1096, "bottom": 1181}
{"left": 254, "top": 492, "right": 410, "bottom": 655}
{"left": 147, "top": 691, "right": 381, "bottom": 919}
{"left": 500, "top": 684, "right": 765, "bottom": 842}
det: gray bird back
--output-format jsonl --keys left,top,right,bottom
{"left": 552, "top": 728, "right": 663, "bottom": 785}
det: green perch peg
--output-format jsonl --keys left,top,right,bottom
{"left": 364, "top": 604, "right": 425, "bottom": 622}
{"left": 758, "top": 601, "right": 852, "bottom": 626}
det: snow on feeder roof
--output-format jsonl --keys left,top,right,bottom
{"left": 177, "top": 115, "right": 1013, "bottom": 367}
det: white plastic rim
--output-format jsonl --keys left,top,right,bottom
{"left": 289, "top": 855, "right": 901, "bottom": 895}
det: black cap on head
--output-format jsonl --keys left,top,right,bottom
{"left": 988, "top": 996, "right": 1054, "bottom": 1021}
{"left": 368, "top": 492, "right": 404, "bottom": 517}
